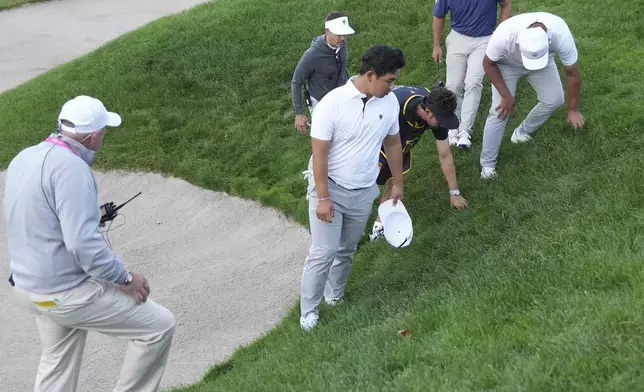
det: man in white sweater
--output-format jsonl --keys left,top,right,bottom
{"left": 3, "top": 95, "right": 176, "bottom": 392}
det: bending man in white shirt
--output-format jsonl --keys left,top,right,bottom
{"left": 479, "top": 11, "right": 585, "bottom": 179}
{"left": 4, "top": 96, "right": 176, "bottom": 392}
{"left": 300, "top": 44, "right": 406, "bottom": 330}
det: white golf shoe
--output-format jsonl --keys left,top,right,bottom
{"left": 480, "top": 167, "right": 497, "bottom": 180}
{"left": 369, "top": 221, "right": 384, "bottom": 241}
{"left": 456, "top": 131, "right": 472, "bottom": 149}
{"left": 511, "top": 128, "right": 533, "bottom": 143}
{"left": 300, "top": 313, "right": 319, "bottom": 330}
{"left": 325, "top": 297, "right": 344, "bottom": 306}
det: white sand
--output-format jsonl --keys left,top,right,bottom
{"left": 0, "top": 170, "right": 310, "bottom": 391}
{"left": 0, "top": 1, "right": 311, "bottom": 391}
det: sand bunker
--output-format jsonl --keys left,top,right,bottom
{"left": 0, "top": 1, "right": 311, "bottom": 389}
{"left": 0, "top": 170, "right": 310, "bottom": 391}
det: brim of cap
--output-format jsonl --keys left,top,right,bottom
{"left": 107, "top": 112, "right": 122, "bottom": 127}
{"left": 328, "top": 25, "right": 355, "bottom": 35}
{"left": 521, "top": 53, "right": 548, "bottom": 71}
{"left": 436, "top": 113, "right": 460, "bottom": 130}
{"left": 378, "top": 199, "right": 409, "bottom": 224}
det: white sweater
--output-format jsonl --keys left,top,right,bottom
{"left": 3, "top": 133, "right": 127, "bottom": 294}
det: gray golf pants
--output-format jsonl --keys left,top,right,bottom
{"left": 480, "top": 62, "right": 565, "bottom": 169}
{"left": 300, "top": 172, "right": 379, "bottom": 318}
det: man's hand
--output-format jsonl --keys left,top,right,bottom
{"left": 432, "top": 46, "right": 443, "bottom": 63}
{"left": 450, "top": 195, "right": 468, "bottom": 210}
{"left": 567, "top": 110, "right": 585, "bottom": 129}
{"left": 316, "top": 199, "right": 334, "bottom": 223}
{"left": 295, "top": 114, "right": 310, "bottom": 134}
{"left": 495, "top": 94, "right": 515, "bottom": 119}
{"left": 390, "top": 183, "right": 404, "bottom": 205}
{"left": 119, "top": 272, "right": 150, "bottom": 305}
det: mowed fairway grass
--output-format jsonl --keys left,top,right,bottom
{"left": 1, "top": 0, "right": 644, "bottom": 391}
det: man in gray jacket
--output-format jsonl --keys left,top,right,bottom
{"left": 4, "top": 95, "right": 176, "bottom": 392}
{"left": 291, "top": 11, "right": 355, "bottom": 134}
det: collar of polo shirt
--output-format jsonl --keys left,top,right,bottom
{"left": 346, "top": 77, "right": 371, "bottom": 100}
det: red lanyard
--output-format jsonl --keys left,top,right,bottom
{"left": 44, "top": 136, "right": 78, "bottom": 156}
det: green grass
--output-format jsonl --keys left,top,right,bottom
{"left": 0, "top": 0, "right": 48, "bottom": 11}
{"left": 2, "top": 0, "right": 644, "bottom": 391}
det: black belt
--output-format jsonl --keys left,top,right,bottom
{"left": 8, "top": 273, "right": 15, "bottom": 287}
{"left": 328, "top": 176, "right": 371, "bottom": 191}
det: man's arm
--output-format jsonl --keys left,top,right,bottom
{"left": 432, "top": 16, "right": 446, "bottom": 60}
{"left": 436, "top": 138, "right": 468, "bottom": 209}
{"left": 498, "top": 0, "right": 511, "bottom": 24}
{"left": 435, "top": 138, "right": 458, "bottom": 191}
{"left": 431, "top": 0, "right": 449, "bottom": 62}
{"left": 483, "top": 54, "right": 515, "bottom": 118}
{"left": 483, "top": 55, "right": 510, "bottom": 98}
{"left": 311, "top": 138, "right": 331, "bottom": 199}
{"left": 564, "top": 63, "right": 581, "bottom": 112}
{"left": 556, "top": 22, "right": 584, "bottom": 128}
{"left": 309, "top": 99, "right": 336, "bottom": 201}
{"left": 55, "top": 164, "right": 128, "bottom": 284}
{"left": 382, "top": 134, "right": 404, "bottom": 188}
{"left": 563, "top": 62, "right": 584, "bottom": 128}
{"left": 291, "top": 51, "right": 314, "bottom": 116}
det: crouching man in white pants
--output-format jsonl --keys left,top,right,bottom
{"left": 300, "top": 45, "right": 406, "bottom": 330}
{"left": 3, "top": 95, "right": 176, "bottom": 392}
{"left": 479, "top": 12, "right": 585, "bottom": 179}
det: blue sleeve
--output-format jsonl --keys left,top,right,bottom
{"left": 432, "top": 0, "right": 450, "bottom": 17}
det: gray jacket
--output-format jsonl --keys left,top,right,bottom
{"left": 291, "top": 35, "right": 350, "bottom": 115}
{"left": 3, "top": 133, "right": 128, "bottom": 294}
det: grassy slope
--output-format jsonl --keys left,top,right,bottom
{"left": 2, "top": 0, "right": 644, "bottom": 391}
{"left": 0, "top": 0, "right": 48, "bottom": 11}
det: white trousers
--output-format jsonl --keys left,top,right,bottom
{"left": 12, "top": 277, "right": 176, "bottom": 392}
{"left": 308, "top": 96, "right": 319, "bottom": 115}
{"left": 445, "top": 30, "right": 491, "bottom": 135}
{"left": 480, "top": 62, "right": 565, "bottom": 169}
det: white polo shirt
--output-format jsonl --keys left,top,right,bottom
{"left": 310, "top": 77, "right": 400, "bottom": 190}
{"left": 486, "top": 12, "right": 578, "bottom": 69}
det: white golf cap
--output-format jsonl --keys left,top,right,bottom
{"left": 378, "top": 199, "right": 413, "bottom": 248}
{"left": 517, "top": 27, "right": 550, "bottom": 70}
{"left": 325, "top": 16, "right": 355, "bottom": 36}
{"left": 58, "top": 95, "right": 122, "bottom": 134}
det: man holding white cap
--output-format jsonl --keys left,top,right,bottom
{"left": 291, "top": 11, "right": 355, "bottom": 134}
{"left": 479, "top": 11, "right": 585, "bottom": 179}
{"left": 3, "top": 95, "right": 176, "bottom": 391}
{"left": 300, "top": 45, "right": 407, "bottom": 330}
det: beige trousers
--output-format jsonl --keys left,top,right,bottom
{"left": 12, "top": 277, "right": 176, "bottom": 392}
{"left": 445, "top": 29, "right": 491, "bottom": 135}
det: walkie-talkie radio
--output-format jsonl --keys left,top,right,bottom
{"left": 100, "top": 191, "right": 142, "bottom": 227}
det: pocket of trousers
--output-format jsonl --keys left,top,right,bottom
{"left": 40, "top": 278, "right": 107, "bottom": 315}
